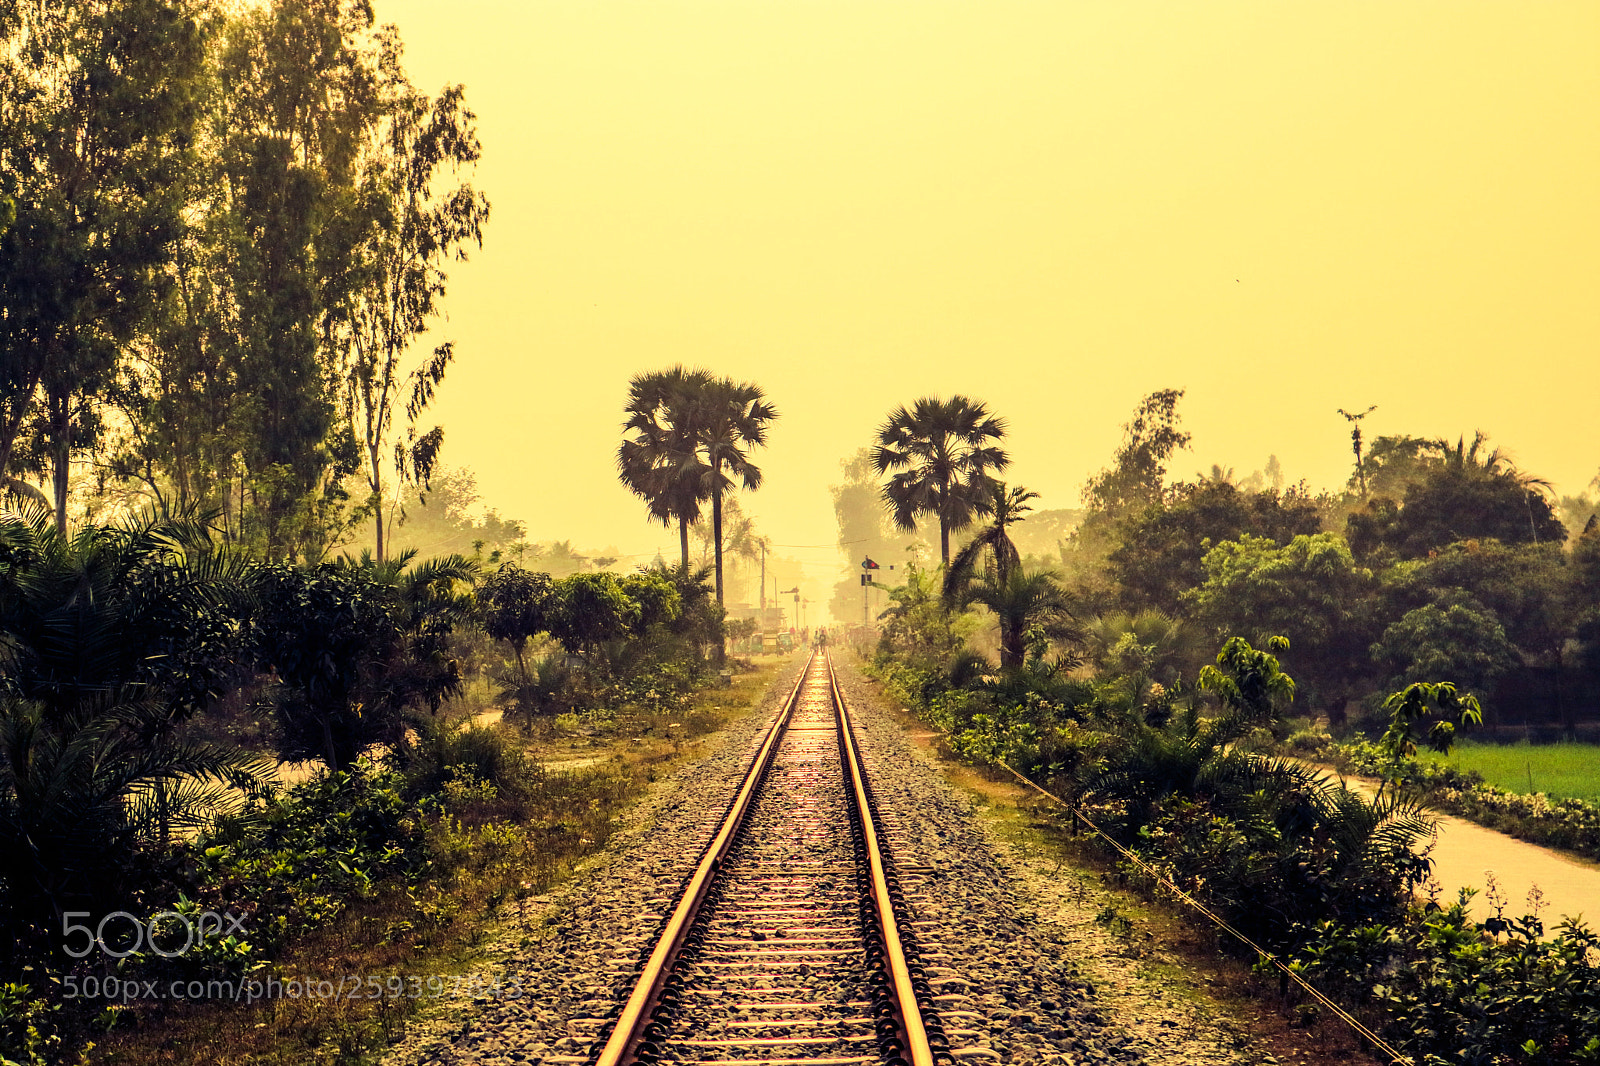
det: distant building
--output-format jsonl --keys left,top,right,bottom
{"left": 725, "top": 602, "right": 788, "bottom": 630}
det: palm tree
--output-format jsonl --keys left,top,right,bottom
{"left": 944, "top": 481, "right": 1036, "bottom": 601}
{"left": 1434, "top": 430, "right": 1555, "bottom": 496}
{"left": 1082, "top": 609, "right": 1200, "bottom": 702}
{"left": 957, "top": 565, "right": 1079, "bottom": 671}
{"left": 1195, "top": 464, "right": 1236, "bottom": 485}
{"left": 0, "top": 505, "right": 272, "bottom": 919}
{"left": 617, "top": 367, "right": 715, "bottom": 569}
{"left": 687, "top": 376, "right": 777, "bottom": 608}
{"left": 872, "top": 395, "right": 1009, "bottom": 567}
{"left": 334, "top": 548, "right": 480, "bottom": 715}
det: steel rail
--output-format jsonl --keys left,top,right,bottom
{"left": 593, "top": 652, "right": 814, "bottom": 1066}
{"left": 827, "top": 653, "right": 935, "bottom": 1066}
{"left": 592, "top": 650, "right": 936, "bottom": 1066}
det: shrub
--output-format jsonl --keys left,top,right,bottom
{"left": 402, "top": 715, "right": 535, "bottom": 799}
{"left": 1286, "top": 896, "right": 1600, "bottom": 1066}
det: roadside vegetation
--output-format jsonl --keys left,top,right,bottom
{"left": 1309, "top": 737, "right": 1600, "bottom": 865}
{"left": 0, "top": 493, "right": 775, "bottom": 1064}
{"left": 1, "top": 0, "right": 1596, "bottom": 1057}
{"left": 854, "top": 389, "right": 1600, "bottom": 1066}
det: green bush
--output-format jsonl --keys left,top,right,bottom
{"left": 1286, "top": 897, "right": 1600, "bottom": 1066}
{"left": 402, "top": 715, "right": 536, "bottom": 799}
{"left": 196, "top": 767, "right": 430, "bottom": 946}
{"left": 1286, "top": 728, "right": 1333, "bottom": 756}
{"left": 0, "top": 980, "right": 66, "bottom": 1066}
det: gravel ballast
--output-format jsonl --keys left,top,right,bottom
{"left": 382, "top": 654, "right": 1262, "bottom": 1066}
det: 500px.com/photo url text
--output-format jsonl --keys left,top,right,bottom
{"left": 62, "top": 973, "right": 523, "bottom": 1003}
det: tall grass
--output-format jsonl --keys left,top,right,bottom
{"left": 1421, "top": 741, "right": 1600, "bottom": 803}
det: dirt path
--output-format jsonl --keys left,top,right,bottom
{"left": 1317, "top": 767, "right": 1599, "bottom": 927}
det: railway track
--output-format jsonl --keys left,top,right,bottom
{"left": 588, "top": 649, "right": 952, "bottom": 1066}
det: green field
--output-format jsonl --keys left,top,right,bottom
{"left": 1422, "top": 742, "right": 1600, "bottom": 804}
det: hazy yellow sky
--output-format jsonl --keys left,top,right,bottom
{"left": 373, "top": 0, "right": 1599, "bottom": 596}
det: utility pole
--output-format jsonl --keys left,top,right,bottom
{"left": 861, "top": 556, "right": 879, "bottom": 629}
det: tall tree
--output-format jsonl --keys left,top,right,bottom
{"left": 617, "top": 366, "right": 715, "bottom": 569}
{"left": 1337, "top": 405, "right": 1378, "bottom": 498}
{"left": 1190, "top": 533, "right": 1379, "bottom": 717}
{"left": 328, "top": 25, "right": 489, "bottom": 562}
{"left": 688, "top": 376, "right": 777, "bottom": 608}
{"left": 101, "top": 0, "right": 382, "bottom": 556}
{"left": 872, "top": 395, "right": 1010, "bottom": 568}
{"left": 0, "top": 0, "right": 207, "bottom": 530}
{"left": 1081, "top": 389, "right": 1190, "bottom": 519}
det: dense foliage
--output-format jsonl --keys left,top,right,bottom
{"left": 0, "top": 0, "right": 488, "bottom": 561}
{"left": 859, "top": 387, "right": 1600, "bottom": 1066}
{"left": 0, "top": 496, "right": 731, "bottom": 1063}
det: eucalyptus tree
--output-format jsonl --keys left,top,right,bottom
{"left": 617, "top": 366, "right": 715, "bottom": 569}
{"left": 688, "top": 376, "right": 777, "bottom": 607}
{"left": 1081, "top": 389, "right": 1189, "bottom": 519}
{"left": 872, "top": 395, "right": 1009, "bottom": 568}
{"left": 327, "top": 27, "right": 490, "bottom": 562}
{"left": 104, "top": 0, "right": 384, "bottom": 555}
{"left": 0, "top": 0, "right": 207, "bottom": 531}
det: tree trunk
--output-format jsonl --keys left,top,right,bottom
{"left": 712, "top": 487, "right": 725, "bottom": 666}
{"left": 939, "top": 516, "right": 950, "bottom": 569}
{"left": 679, "top": 516, "right": 690, "bottom": 571}
{"left": 712, "top": 486, "right": 724, "bottom": 606}
{"left": 1555, "top": 647, "right": 1573, "bottom": 738}
{"left": 0, "top": 358, "right": 43, "bottom": 486}
{"left": 322, "top": 716, "right": 342, "bottom": 774}
{"left": 1001, "top": 621, "right": 1023, "bottom": 671}
{"left": 49, "top": 392, "right": 70, "bottom": 533}
{"left": 3, "top": 478, "right": 50, "bottom": 510}
{"left": 369, "top": 446, "right": 385, "bottom": 563}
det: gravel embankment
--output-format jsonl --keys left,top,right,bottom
{"left": 834, "top": 660, "right": 1257, "bottom": 1066}
{"left": 381, "top": 657, "right": 812, "bottom": 1066}
{"left": 383, "top": 655, "right": 1262, "bottom": 1066}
